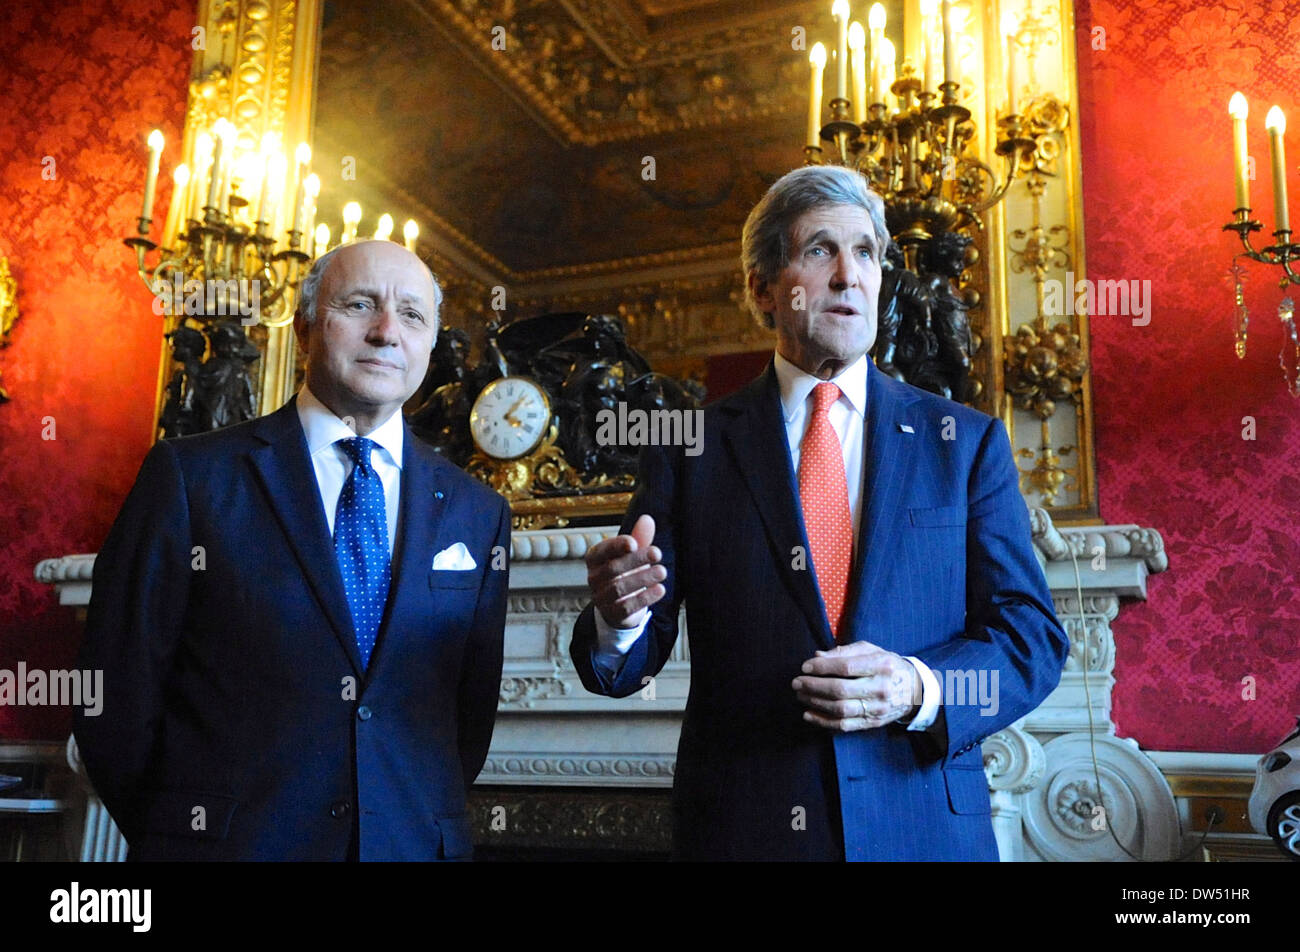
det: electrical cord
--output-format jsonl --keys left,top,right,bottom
{"left": 1068, "top": 543, "right": 1222, "bottom": 862}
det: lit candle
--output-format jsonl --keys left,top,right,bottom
{"left": 290, "top": 143, "right": 311, "bottom": 235}
{"left": 832, "top": 0, "right": 850, "bottom": 101}
{"left": 189, "top": 131, "right": 212, "bottom": 218}
{"left": 403, "top": 219, "right": 419, "bottom": 252}
{"left": 303, "top": 173, "right": 321, "bottom": 239}
{"left": 1266, "top": 106, "right": 1289, "bottom": 232}
{"left": 207, "top": 120, "right": 234, "bottom": 210}
{"left": 1003, "top": 12, "right": 1018, "bottom": 114}
{"left": 1229, "top": 93, "right": 1250, "bottom": 210}
{"left": 941, "top": 0, "right": 956, "bottom": 86}
{"left": 262, "top": 152, "right": 287, "bottom": 229}
{"left": 808, "top": 43, "right": 827, "bottom": 148}
{"left": 161, "top": 164, "right": 190, "bottom": 248}
{"left": 868, "top": 4, "right": 886, "bottom": 104}
{"left": 881, "top": 38, "right": 896, "bottom": 111}
{"left": 373, "top": 213, "right": 394, "bottom": 241}
{"left": 255, "top": 132, "right": 278, "bottom": 223}
{"left": 342, "top": 201, "right": 362, "bottom": 244}
{"left": 141, "top": 130, "right": 164, "bottom": 227}
{"left": 849, "top": 22, "right": 867, "bottom": 123}
{"left": 921, "top": 0, "right": 937, "bottom": 92}
{"left": 313, "top": 223, "right": 330, "bottom": 258}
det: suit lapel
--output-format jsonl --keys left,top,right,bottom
{"left": 247, "top": 398, "right": 363, "bottom": 675}
{"left": 364, "top": 430, "right": 453, "bottom": 681}
{"left": 838, "top": 359, "right": 921, "bottom": 645}
{"left": 723, "top": 365, "right": 834, "bottom": 649}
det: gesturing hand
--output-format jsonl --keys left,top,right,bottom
{"left": 585, "top": 514, "right": 666, "bottom": 628}
{"left": 791, "top": 641, "right": 922, "bottom": 732}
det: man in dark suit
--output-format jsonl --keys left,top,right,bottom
{"left": 75, "top": 239, "right": 511, "bottom": 861}
{"left": 571, "top": 166, "right": 1069, "bottom": 861}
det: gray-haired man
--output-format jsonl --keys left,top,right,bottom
{"left": 569, "top": 166, "right": 1068, "bottom": 860}
{"left": 76, "top": 239, "right": 511, "bottom": 860}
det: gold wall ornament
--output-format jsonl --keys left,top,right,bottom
{"left": 0, "top": 251, "right": 18, "bottom": 403}
{"left": 1003, "top": 317, "right": 1085, "bottom": 504}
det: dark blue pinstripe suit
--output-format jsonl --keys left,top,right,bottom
{"left": 571, "top": 357, "right": 1068, "bottom": 860}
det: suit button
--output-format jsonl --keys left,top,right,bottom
{"left": 330, "top": 801, "right": 351, "bottom": 819}
{"left": 357, "top": 706, "right": 372, "bottom": 721}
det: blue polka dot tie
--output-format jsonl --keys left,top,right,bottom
{"left": 333, "top": 437, "right": 391, "bottom": 669}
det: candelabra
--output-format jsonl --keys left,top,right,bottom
{"left": 123, "top": 121, "right": 324, "bottom": 437}
{"left": 809, "top": 77, "right": 1036, "bottom": 269}
{"left": 805, "top": 2, "right": 1037, "bottom": 270}
{"left": 1223, "top": 92, "right": 1300, "bottom": 396}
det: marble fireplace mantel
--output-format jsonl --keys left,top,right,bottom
{"left": 36, "top": 506, "right": 1197, "bottom": 861}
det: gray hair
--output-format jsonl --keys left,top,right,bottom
{"left": 297, "top": 239, "right": 444, "bottom": 335}
{"left": 740, "top": 165, "right": 890, "bottom": 329}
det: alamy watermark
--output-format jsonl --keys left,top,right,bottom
{"left": 595, "top": 402, "right": 704, "bottom": 457}
{"left": 1042, "top": 270, "right": 1151, "bottom": 326}
{"left": 942, "top": 668, "right": 1000, "bottom": 717}
{"left": 0, "top": 664, "right": 103, "bottom": 716}
{"left": 150, "top": 272, "right": 262, "bottom": 325}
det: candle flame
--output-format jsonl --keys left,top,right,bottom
{"left": 832, "top": 0, "right": 850, "bottom": 20}
{"left": 869, "top": 3, "right": 886, "bottom": 30}
{"left": 881, "top": 37, "right": 896, "bottom": 66}
{"left": 1001, "top": 11, "right": 1018, "bottom": 37}
{"left": 212, "top": 118, "right": 235, "bottom": 142}
{"left": 147, "top": 129, "right": 164, "bottom": 152}
{"left": 373, "top": 213, "right": 394, "bottom": 240}
{"left": 315, "top": 223, "right": 331, "bottom": 252}
{"left": 810, "top": 42, "right": 827, "bottom": 68}
{"left": 173, "top": 164, "right": 190, "bottom": 186}
{"left": 295, "top": 142, "right": 312, "bottom": 166}
{"left": 304, "top": 173, "right": 321, "bottom": 198}
{"left": 848, "top": 21, "right": 865, "bottom": 50}
{"left": 1266, "top": 105, "right": 1286, "bottom": 135}
{"left": 1228, "top": 92, "right": 1249, "bottom": 120}
{"left": 343, "top": 201, "right": 362, "bottom": 226}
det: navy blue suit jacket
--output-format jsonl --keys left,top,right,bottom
{"left": 74, "top": 397, "right": 510, "bottom": 860}
{"left": 571, "top": 359, "right": 1068, "bottom": 860}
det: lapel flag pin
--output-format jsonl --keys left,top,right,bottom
{"left": 899, "top": 423, "right": 915, "bottom": 434}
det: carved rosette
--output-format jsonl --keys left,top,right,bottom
{"left": 983, "top": 725, "right": 1046, "bottom": 794}
{"left": 1023, "top": 734, "right": 1181, "bottom": 861}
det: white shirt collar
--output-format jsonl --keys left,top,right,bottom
{"left": 773, "top": 351, "right": 869, "bottom": 424}
{"left": 295, "top": 383, "right": 405, "bottom": 470}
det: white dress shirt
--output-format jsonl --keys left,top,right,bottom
{"left": 592, "top": 352, "right": 942, "bottom": 731}
{"left": 295, "top": 384, "right": 404, "bottom": 553}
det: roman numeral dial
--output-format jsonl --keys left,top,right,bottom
{"left": 469, "top": 375, "right": 552, "bottom": 460}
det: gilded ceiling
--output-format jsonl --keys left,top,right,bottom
{"left": 314, "top": 0, "right": 903, "bottom": 278}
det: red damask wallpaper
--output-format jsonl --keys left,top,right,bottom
{"left": 0, "top": 0, "right": 193, "bottom": 738}
{"left": 1076, "top": 0, "right": 1300, "bottom": 751}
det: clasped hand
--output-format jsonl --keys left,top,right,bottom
{"left": 792, "top": 642, "right": 922, "bottom": 732}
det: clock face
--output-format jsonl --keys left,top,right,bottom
{"left": 470, "top": 376, "right": 552, "bottom": 460}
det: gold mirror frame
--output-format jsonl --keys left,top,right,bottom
{"left": 165, "top": 0, "right": 1097, "bottom": 522}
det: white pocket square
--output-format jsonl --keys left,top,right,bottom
{"left": 431, "top": 542, "right": 477, "bottom": 571}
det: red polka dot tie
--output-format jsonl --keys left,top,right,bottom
{"left": 799, "top": 382, "right": 852, "bottom": 641}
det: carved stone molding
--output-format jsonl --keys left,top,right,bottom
{"left": 479, "top": 752, "right": 677, "bottom": 785}
{"left": 511, "top": 527, "right": 615, "bottom": 561}
{"left": 34, "top": 554, "right": 95, "bottom": 585}
{"left": 1022, "top": 733, "right": 1182, "bottom": 862}
{"left": 499, "top": 676, "right": 571, "bottom": 708}
{"left": 469, "top": 787, "right": 672, "bottom": 852}
{"left": 984, "top": 724, "right": 1047, "bottom": 795}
